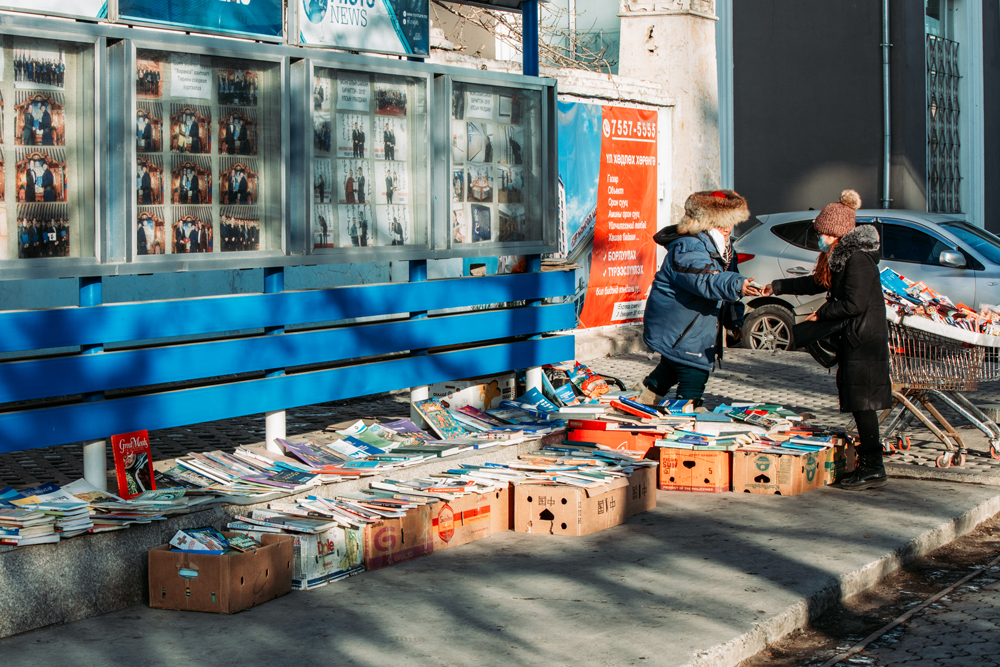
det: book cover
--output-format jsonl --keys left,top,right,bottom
{"left": 499, "top": 387, "right": 558, "bottom": 416}
{"left": 111, "top": 430, "right": 156, "bottom": 500}
{"left": 414, "top": 398, "right": 469, "bottom": 440}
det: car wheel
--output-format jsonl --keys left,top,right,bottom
{"left": 742, "top": 304, "right": 795, "bottom": 351}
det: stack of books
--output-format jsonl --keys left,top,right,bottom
{"left": 0, "top": 506, "right": 58, "bottom": 546}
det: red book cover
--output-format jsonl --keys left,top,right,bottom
{"left": 111, "top": 430, "right": 156, "bottom": 499}
{"left": 567, "top": 419, "right": 614, "bottom": 431}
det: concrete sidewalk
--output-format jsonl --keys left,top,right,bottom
{"left": 3, "top": 479, "right": 998, "bottom": 667}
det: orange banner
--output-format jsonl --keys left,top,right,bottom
{"left": 578, "top": 106, "right": 658, "bottom": 328}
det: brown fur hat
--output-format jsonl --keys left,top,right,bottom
{"left": 677, "top": 189, "right": 750, "bottom": 234}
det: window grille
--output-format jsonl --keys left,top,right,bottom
{"left": 926, "top": 34, "right": 961, "bottom": 213}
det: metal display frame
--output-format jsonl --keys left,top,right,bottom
{"left": 112, "top": 32, "right": 291, "bottom": 268}
{"left": 298, "top": 57, "right": 434, "bottom": 260}
{"left": 0, "top": 14, "right": 558, "bottom": 281}
{"left": 0, "top": 16, "right": 107, "bottom": 280}
{"left": 438, "top": 71, "right": 557, "bottom": 258}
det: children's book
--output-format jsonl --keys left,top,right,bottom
{"left": 111, "top": 430, "right": 156, "bottom": 500}
{"left": 498, "top": 388, "right": 559, "bottom": 418}
{"left": 413, "top": 398, "right": 469, "bottom": 440}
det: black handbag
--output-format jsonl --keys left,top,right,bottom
{"left": 792, "top": 318, "right": 846, "bottom": 369}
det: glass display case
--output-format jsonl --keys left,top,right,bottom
{"left": 130, "top": 48, "right": 283, "bottom": 260}
{"left": 0, "top": 34, "right": 97, "bottom": 264}
{"left": 308, "top": 63, "right": 430, "bottom": 254}
{"left": 446, "top": 77, "right": 546, "bottom": 251}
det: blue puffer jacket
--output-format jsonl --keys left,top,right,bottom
{"left": 642, "top": 226, "right": 746, "bottom": 371}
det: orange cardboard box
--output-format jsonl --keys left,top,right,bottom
{"left": 363, "top": 504, "right": 433, "bottom": 570}
{"left": 653, "top": 446, "right": 731, "bottom": 493}
{"left": 514, "top": 476, "right": 628, "bottom": 536}
{"left": 431, "top": 492, "right": 492, "bottom": 551}
{"left": 567, "top": 428, "right": 658, "bottom": 456}
{"left": 824, "top": 439, "right": 856, "bottom": 485}
{"left": 148, "top": 533, "right": 293, "bottom": 614}
{"left": 732, "top": 450, "right": 826, "bottom": 496}
{"left": 490, "top": 484, "right": 513, "bottom": 533}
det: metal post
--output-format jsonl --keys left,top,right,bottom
{"left": 264, "top": 267, "right": 286, "bottom": 453}
{"left": 525, "top": 253, "right": 544, "bottom": 394}
{"left": 881, "top": 0, "right": 892, "bottom": 209}
{"left": 408, "top": 260, "right": 430, "bottom": 426}
{"left": 80, "top": 277, "right": 108, "bottom": 490}
{"left": 522, "top": 0, "right": 540, "bottom": 77}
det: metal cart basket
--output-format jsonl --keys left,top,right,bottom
{"left": 880, "top": 320, "right": 1000, "bottom": 466}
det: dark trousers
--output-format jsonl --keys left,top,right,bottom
{"left": 853, "top": 410, "right": 885, "bottom": 469}
{"left": 643, "top": 357, "right": 711, "bottom": 400}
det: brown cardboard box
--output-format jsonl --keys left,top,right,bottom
{"left": 514, "top": 476, "right": 629, "bottom": 536}
{"left": 653, "top": 447, "right": 732, "bottom": 493}
{"left": 732, "top": 450, "right": 826, "bottom": 496}
{"left": 624, "top": 466, "right": 657, "bottom": 516}
{"left": 490, "top": 484, "right": 513, "bottom": 533}
{"left": 363, "top": 504, "right": 433, "bottom": 571}
{"left": 824, "top": 439, "right": 856, "bottom": 485}
{"left": 148, "top": 533, "right": 293, "bottom": 614}
{"left": 431, "top": 492, "right": 492, "bottom": 551}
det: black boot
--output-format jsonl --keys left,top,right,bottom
{"left": 840, "top": 450, "right": 887, "bottom": 490}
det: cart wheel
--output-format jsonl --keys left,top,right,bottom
{"left": 936, "top": 453, "right": 953, "bottom": 468}
{"left": 883, "top": 440, "right": 896, "bottom": 456}
{"left": 898, "top": 436, "right": 912, "bottom": 451}
{"left": 991, "top": 444, "right": 1000, "bottom": 460}
{"left": 953, "top": 453, "right": 967, "bottom": 467}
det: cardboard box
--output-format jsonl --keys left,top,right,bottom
{"left": 148, "top": 533, "right": 293, "bottom": 614}
{"left": 431, "top": 492, "right": 492, "bottom": 551}
{"left": 291, "top": 527, "right": 364, "bottom": 591}
{"left": 624, "top": 466, "right": 657, "bottom": 516}
{"left": 490, "top": 484, "right": 513, "bottom": 533}
{"left": 566, "top": 428, "right": 658, "bottom": 456}
{"left": 653, "top": 447, "right": 732, "bottom": 493}
{"left": 363, "top": 504, "right": 433, "bottom": 571}
{"left": 732, "top": 450, "right": 826, "bottom": 496}
{"left": 824, "top": 439, "right": 856, "bottom": 485}
{"left": 514, "top": 476, "right": 628, "bottom": 536}
{"left": 430, "top": 373, "right": 516, "bottom": 411}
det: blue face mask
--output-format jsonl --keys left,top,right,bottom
{"left": 817, "top": 236, "right": 832, "bottom": 252}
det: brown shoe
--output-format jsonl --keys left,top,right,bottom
{"left": 632, "top": 382, "right": 662, "bottom": 406}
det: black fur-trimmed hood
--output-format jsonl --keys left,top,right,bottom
{"left": 827, "top": 225, "right": 880, "bottom": 273}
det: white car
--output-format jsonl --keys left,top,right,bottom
{"left": 732, "top": 210, "right": 1000, "bottom": 350}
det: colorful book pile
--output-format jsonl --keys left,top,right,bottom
{"left": 0, "top": 506, "right": 58, "bottom": 546}
{"left": 168, "top": 527, "right": 260, "bottom": 554}
{"left": 881, "top": 267, "right": 1000, "bottom": 336}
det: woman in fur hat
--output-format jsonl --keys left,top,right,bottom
{"left": 763, "top": 190, "right": 891, "bottom": 490}
{"left": 639, "top": 190, "right": 760, "bottom": 408}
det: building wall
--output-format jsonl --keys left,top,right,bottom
{"left": 732, "top": 0, "right": 885, "bottom": 216}
{"left": 430, "top": 2, "right": 497, "bottom": 59}
{"left": 983, "top": 0, "right": 1000, "bottom": 233}
{"left": 889, "top": 0, "right": 931, "bottom": 212}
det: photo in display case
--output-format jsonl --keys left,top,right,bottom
{"left": 171, "top": 207, "right": 213, "bottom": 254}
{"left": 136, "top": 155, "right": 164, "bottom": 205}
{"left": 1, "top": 37, "right": 96, "bottom": 262}
{"left": 449, "top": 83, "right": 540, "bottom": 246}
{"left": 15, "top": 91, "right": 64, "bottom": 146}
{"left": 136, "top": 101, "right": 163, "bottom": 152}
{"left": 136, "top": 207, "right": 166, "bottom": 255}
{"left": 135, "top": 50, "right": 280, "bottom": 257}
{"left": 312, "top": 68, "right": 427, "bottom": 251}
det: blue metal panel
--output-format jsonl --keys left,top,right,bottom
{"left": 522, "top": 0, "right": 539, "bottom": 77}
{"left": 0, "top": 336, "right": 576, "bottom": 453}
{"left": 0, "top": 272, "right": 574, "bottom": 353}
{"left": 0, "top": 305, "right": 575, "bottom": 404}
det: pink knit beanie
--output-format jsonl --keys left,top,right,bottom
{"left": 813, "top": 190, "right": 862, "bottom": 238}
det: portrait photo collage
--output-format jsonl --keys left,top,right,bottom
{"left": 135, "top": 50, "right": 273, "bottom": 257}
{"left": 450, "top": 85, "right": 531, "bottom": 246}
{"left": 312, "top": 69, "right": 420, "bottom": 249}
{"left": 0, "top": 37, "right": 81, "bottom": 261}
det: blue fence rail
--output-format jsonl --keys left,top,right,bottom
{"left": 0, "top": 271, "right": 576, "bottom": 454}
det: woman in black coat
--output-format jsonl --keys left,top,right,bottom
{"left": 763, "top": 190, "right": 891, "bottom": 489}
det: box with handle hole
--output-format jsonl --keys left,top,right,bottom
{"left": 652, "top": 446, "right": 731, "bottom": 492}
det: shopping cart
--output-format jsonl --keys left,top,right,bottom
{"left": 879, "top": 320, "right": 1000, "bottom": 467}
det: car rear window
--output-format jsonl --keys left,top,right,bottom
{"left": 770, "top": 221, "right": 819, "bottom": 250}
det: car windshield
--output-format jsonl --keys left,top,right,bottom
{"left": 941, "top": 221, "right": 1000, "bottom": 265}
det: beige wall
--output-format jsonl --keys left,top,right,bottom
{"left": 618, "top": 1, "right": 721, "bottom": 226}
{"left": 431, "top": 2, "right": 497, "bottom": 60}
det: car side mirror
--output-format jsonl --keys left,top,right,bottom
{"left": 939, "top": 250, "right": 967, "bottom": 269}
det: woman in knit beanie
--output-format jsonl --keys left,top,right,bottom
{"left": 763, "top": 190, "right": 892, "bottom": 490}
